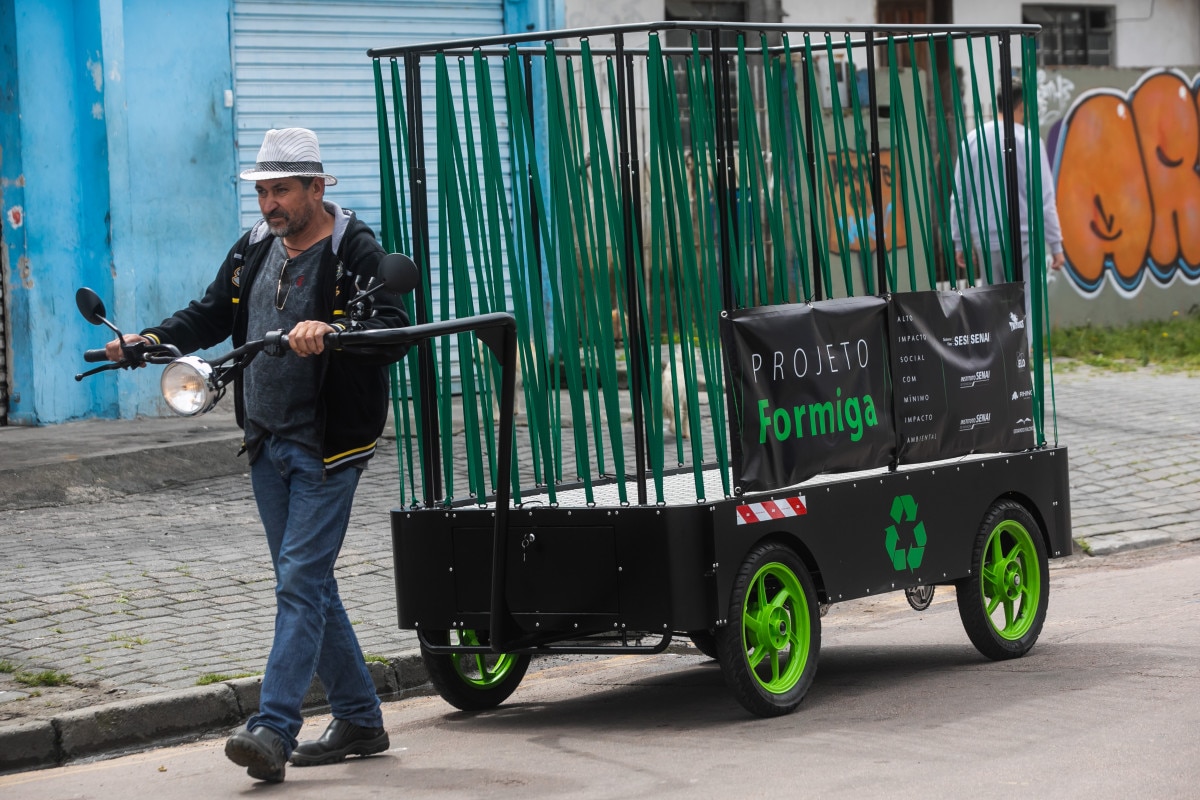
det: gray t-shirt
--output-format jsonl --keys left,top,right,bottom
{"left": 243, "top": 237, "right": 328, "bottom": 457}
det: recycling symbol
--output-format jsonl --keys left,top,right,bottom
{"left": 885, "top": 494, "right": 926, "bottom": 572}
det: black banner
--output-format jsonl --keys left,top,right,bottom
{"left": 890, "top": 284, "right": 1035, "bottom": 463}
{"left": 722, "top": 297, "right": 895, "bottom": 493}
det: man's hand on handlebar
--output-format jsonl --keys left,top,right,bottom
{"left": 288, "top": 320, "right": 335, "bottom": 357}
{"left": 106, "top": 333, "right": 151, "bottom": 363}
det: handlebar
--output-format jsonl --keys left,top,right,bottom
{"left": 75, "top": 341, "right": 183, "bottom": 381}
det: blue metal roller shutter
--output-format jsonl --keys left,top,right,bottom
{"left": 231, "top": 0, "right": 505, "bottom": 238}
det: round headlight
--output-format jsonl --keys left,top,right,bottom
{"left": 160, "top": 356, "right": 219, "bottom": 416}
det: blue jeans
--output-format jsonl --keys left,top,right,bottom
{"left": 246, "top": 435, "right": 382, "bottom": 752}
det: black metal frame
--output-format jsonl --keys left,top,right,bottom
{"left": 367, "top": 21, "right": 1041, "bottom": 59}
{"left": 376, "top": 21, "right": 1058, "bottom": 658}
{"left": 391, "top": 447, "right": 1072, "bottom": 653}
{"left": 384, "top": 20, "right": 1034, "bottom": 515}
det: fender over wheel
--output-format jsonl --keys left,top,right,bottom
{"left": 687, "top": 629, "right": 720, "bottom": 661}
{"left": 716, "top": 542, "right": 820, "bottom": 717}
{"left": 421, "top": 629, "right": 532, "bottom": 711}
{"left": 956, "top": 500, "right": 1050, "bottom": 660}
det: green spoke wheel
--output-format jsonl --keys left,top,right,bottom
{"left": 716, "top": 542, "right": 820, "bottom": 717}
{"left": 956, "top": 500, "right": 1050, "bottom": 660}
{"left": 422, "top": 629, "right": 531, "bottom": 711}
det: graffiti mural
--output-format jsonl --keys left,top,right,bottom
{"left": 827, "top": 150, "right": 909, "bottom": 254}
{"left": 1036, "top": 68, "right": 1076, "bottom": 126}
{"left": 1053, "top": 69, "right": 1200, "bottom": 294}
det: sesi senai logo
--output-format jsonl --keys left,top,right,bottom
{"left": 959, "top": 412, "right": 992, "bottom": 431}
{"left": 960, "top": 370, "right": 990, "bottom": 388}
{"left": 942, "top": 331, "right": 991, "bottom": 347}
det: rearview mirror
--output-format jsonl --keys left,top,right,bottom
{"left": 379, "top": 253, "right": 421, "bottom": 295}
{"left": 76, "top": 288, "right": 108, "bottom": 326}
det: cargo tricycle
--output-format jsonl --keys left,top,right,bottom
{"left": 368, "top": 20, "right": 1071, "bottom": 717}
{"left": 94, "top": 19, "right": 1077, "bottom": 720}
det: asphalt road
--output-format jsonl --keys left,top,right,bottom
{"left": 3, "top": 540, "right": 1196, "bottom": 799}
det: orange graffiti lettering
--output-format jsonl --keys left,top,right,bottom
{"left": 1056, "top": 93, "right": 1152, "bottom": 284}
{"left": 1056, "top": 70, "right": 1200, "bottom": 290}
{"left": 1130, "top": 73, "right": 1200, "bottom": 269}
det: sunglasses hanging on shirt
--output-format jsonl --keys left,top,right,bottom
{"left": 275, "top": 258, "right": 294, "bottom": 311}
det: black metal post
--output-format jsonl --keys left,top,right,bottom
{"left": 404, "top": 54, "right": 443, "bottom": 506}
{"left": 998, "top": 37, "right": 1024, "bottom": 283}
{"left": 800, "top": 45, "right": 825, "bottom": 301}
{"left": 485, "top": 318, "right": 518, "bottom": 650}
{"left": 711, "top": 32, "right": 736, "bottom": 312}
{"left": 524, "top": 53, "right": 542, "bottom": 270}
{"left": 614, "top": 32, "right": 649, "bottom": 506}
{"left": 865, "top": 32, "right": 890, "bottom": 295}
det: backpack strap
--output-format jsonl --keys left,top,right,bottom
{"left": 231, "top": 221, "right": 274, "bottom": 305}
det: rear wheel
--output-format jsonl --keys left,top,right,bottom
{"left": 422, "top": 629, "right": 531, "bottom": 711}
{"left": 956, "top": 501, "right": 1049, "bottom": 660}
{"left": 716, "top": 542, "right": 820, "bottom": 717}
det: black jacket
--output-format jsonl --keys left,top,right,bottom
{"left": 142, "top": 207, "right": 409, "bottom": 472}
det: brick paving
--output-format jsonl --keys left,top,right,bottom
{"left": 1049, "top": 368, "right": 1200, "bottom": 552}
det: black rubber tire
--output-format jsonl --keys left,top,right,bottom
{"left": 956, "top": 500, "right": 1050, "bottom": 661}
{"left": 687, "top": 629, "right": 720, "bottom": 661}
{"left": 905, "top": 584, "right": 936, "bottom": 611}
{"left": 715, "top": 542, "right": 820, "bottom": 717}
{"left": 421, "top": 630, "right": 532, "bottom": 711}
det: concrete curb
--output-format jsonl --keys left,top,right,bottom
{"left": 0, "top": 651, "right": 430, "bottom": 775}
{"left": 0, "top": 437, "right": 246, "bottom": 512}
{"left": 56, "top": 684, "right": 242, "bottom": 762}
{"left": 1077, "top": 530, "right": 1181, "bottom": 557}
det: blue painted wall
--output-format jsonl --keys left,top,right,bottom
{"left": 0, "top": 0, "right": 29, "bottom": 423}
{"left": 0, "top": 0, "right": 237, "bottom": 424}
{"left": 105, "top": 0, "right": 240, "bottom": 418}
{"left": 3, "top": 1, "right": 107, "bottom": 425}
{"left": 1, "top": 0, "right": 559, "bottom": 424}
{"left": 505, "top": 0, "right": 562, "bottom": 34}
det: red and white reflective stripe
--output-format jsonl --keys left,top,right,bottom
{"left": 735, "top": 495, "right": 807, "bottom": 525}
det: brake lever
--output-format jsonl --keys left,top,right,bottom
{"left": 75, "top": 362, "right": 125, "bottom": 381}
{"left": 141, "top": 343, "right": 184, "bottom": 363}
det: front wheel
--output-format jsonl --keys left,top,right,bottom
{"left": 716, "top": 542, "right": 820, "bottom": 717}
{"left": 905, "top": 584, "right": 935, "bottom": 611}
{"left": 421, "top": 629, "right": 531, "bottom": 711}
{"left": 956, "top": 500, "right": 1050, "bottom": 660}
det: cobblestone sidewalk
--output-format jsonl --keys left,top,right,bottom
{"left": 0, "top": 367, "right": 1197, "bottom": 726}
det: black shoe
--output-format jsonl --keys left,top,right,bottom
{"left": 225, "top": 725, "right": 288, "bottom": 782}
{"left": 290, "top": 718, "right": 390, "bottom": 767}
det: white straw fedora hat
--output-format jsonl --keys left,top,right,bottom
{"left": 240, "top": 128, "right": 338, "bottom": 185}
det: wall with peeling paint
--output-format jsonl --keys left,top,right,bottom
{"left": 0, "top": 0, "right": 237, "bottom": 424}
{"left": 0, "top": 0, "right": 24, "bottom": 425}
{"left": 1, "top": 0, "right": 111, "bottom": 425}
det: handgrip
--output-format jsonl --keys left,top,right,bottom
{"left": 84, "top": 348, "right": 109, "bottom": 363}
